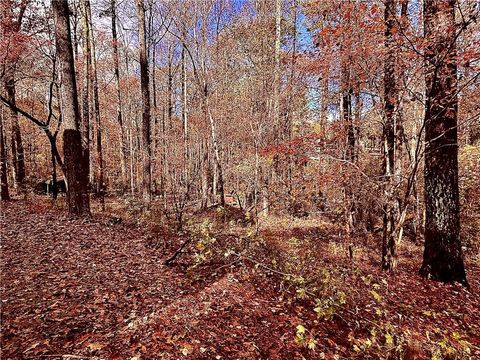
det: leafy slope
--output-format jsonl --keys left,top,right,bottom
{"left": 1, "top": 199, "right": 479, "bottom": 359}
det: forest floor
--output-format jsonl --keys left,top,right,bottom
{"left": 1, "top": 198, "right": 479, "bottom": 360}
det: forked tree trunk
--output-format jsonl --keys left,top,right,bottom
{"left": 420, "top": 0, "right": 467, "bottom": 286}
{"left": 135, "top": 0, "right": 151, "bottom": 203}
{"left": 52, "top": 0, "right": 90, "bottom": 216}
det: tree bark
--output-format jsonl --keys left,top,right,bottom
{"left": 341, "top": 61, "right": 355, "bottom": 234}
{"left": 111, "top": 0, "right": 129, "bottom": 194}
{"left": 420, "top": 0, "right": 467, "bottom": 286}
{"left": 1, "top": 0, "right": 27, "bottom": 190}
{"left": 0, "top": 109, "right": 10, "bottom": 200}
{"left": 85, "top": 0, "right": 105, "bottom": 207}
{"left": 181, "top": 37, "right": 188, "bottom": 179}
{"left": 382, "top": 0, "right": 398, "bottom": 270}
{"left": 80, "top": 0, "right": 91, "bottom": 183}
{"left": 3, "top": 69, "right": 25, "bottom": 189}
{"left": 52, "top": 0, "right": 90, "bottom": 216}
{"left": 273, "top": 0, "right": 281, "bottom": 134}
{"left": 135, "top": 0, "right": 151, "bottom": 203}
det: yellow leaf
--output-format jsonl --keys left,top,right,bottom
{"left": 307, "top": 338, "right": 317, "bottom": 350}
{"left": 422, "top": 310, "right": 433, "bottom": 317}
{"left": 385, "top": 333, "right": 393, "bottom": 346}
{"left": 370, "top": 290, "right": 382, "bottom": 302}
{"left": 296, "top": 324, "right": 306, "bottom": 335}
{"left": 87, "top": 342, "right": 104, "bottom": 351}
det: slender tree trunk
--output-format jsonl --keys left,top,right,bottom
{"left": 206, "top": 95, "right": 225, "bottom": 207}
{"left": 135, "top": 0, "right": 151, "bottom": 203}
{"left": 111, "top": 0, "right": 128, "bottom": 194}
{"left": 181, "top": 39, "right": 188, "bottom": 180}
{"left": 420, "top": 0, "right": 467, "bottom": 286}
{"left": 320, "top": 77, "right": 329, "bottom": 135}
{"left": 49, "top": 136, "right": 58, "bottom": 200}
{"left": 128, "top": 127, "right": 135, "bottom": 195}
{"left": 285, "top": 0, "right": 297, "bottom": 195}
{"left": 273, "top": 0, "right": 281, "bottom": 134}
{"left": 4, "top": 67, "right": 25, "bottom": 189}
{"left": 81, "top": 0, "right": 91, "bottom": 186}
{"left": 151, "top": 41, "right": 158, "bottom": 194}
{"left": 85, "top": 0, "right": 105, "bottom": 208}
{"left": 52, "top": 0, "right": 90, "bottom": 216}
{"left": 1, "top": 1, "right": 26, "bottom": 190}
{"left": 0, "top": 110, "right": 10, "bottom": 200}
{"left": 382, "top": 0, "right": 398, "bottom": 270}
{"left": 341, "top": 61, "right": 355, "bottom": 234}
{"left": 167, "top": 47, "right": 173, "bottom": 130}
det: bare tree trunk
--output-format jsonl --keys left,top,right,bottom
{"left": 49, "top": 136, "right": 58, "bottom": 200}
{"left": 135, "top": 0, "right": 151, "bottom": 203}
{"left": 273, "top": 0, "right": 281, "bottom": 134}
{"left": 1, "top": 1, "right": 26, "bottom": 190}
{"left": 420, "top": 0, "right": 467, "bottom": 286}
{"left": 4, "top": 66, "right": 25, "bottom": 190}
{"left": 285, "top": 0, "right": 297, "bottom": 195}
{"left": 0, "top": 109, "right": 10, "bottom": 200}
{"left": 128, "top": 127, "right": 135, "bottom": 195}
{"left": 201, "top": 140, "right": 209, "bottom": 209}
{"left": 84, "top": 0, "right": 105, "bottom": 208}
{"left": 319, "top": 77, "right": 328, "bottom": 134}
{"left": 206, "top": 96, "right": 225, "bottom": 207}
{"left": 167, "top": 46, "right": 173, "bottom": 130}
{"left": 111, "top": 0, "right": 128, "bottom": 194}
{"left": 382, "top": 0, "right": 398, "bottom": 271}
{"left": 52, "top": 0, "right": 90, "bottom": 216}
{"left": 81, "top": 0, "right": 91, "bottom": 186}
{"left": 181, "top": 39, "right": 188, "bottom": 180}
{"left": 151, "top": 40, "right": 158, "bottom": 194}
{"left": 341, "top": 61, "right": 355, "bottom": 234}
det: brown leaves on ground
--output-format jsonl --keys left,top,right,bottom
{"left": 1, "top": 199, "right": 479, "bottom": 359}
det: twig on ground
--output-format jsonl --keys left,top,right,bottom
{"left": 164, "top": 237, "right": 192, "bottom": 266}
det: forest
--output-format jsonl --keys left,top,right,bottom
{"left": 0, "top": 0, "right": 479, "bottom": 358}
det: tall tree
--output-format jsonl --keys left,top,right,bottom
{"left": 85, "top": 0, "right": 105, "bottom": 207}
{"left": 273, "top": 0, "right": 281, "bottom": 133}
{"left": 80, "top": 0, "right": 91, "bottom": 183}
{"left": 0, "top": 109, "right": 10, "bottom": 200}
{"left": 52, "top": 0, "right": 90, "bottom": 216}
{"left": 420, "top": 0, "right": 467, "bottom": 285}
{"left": 110, "top": 0, "right": 128, "bottom": 193}
{"left": 382, "top": 0, "right": 398, "bottom": 270}
{"left": 1, "top": 0, "right": 27, "bottom": 189}
{"left": 135, "top": 0, "right": 152, "bottom": 203}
